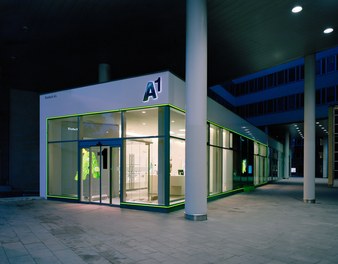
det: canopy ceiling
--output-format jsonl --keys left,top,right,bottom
{"left": 1, "top": 0, "right": 338, "bottom": 92}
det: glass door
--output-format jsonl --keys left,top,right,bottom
{"left": 79, "top": 141, "right": 121, "bottom": 205}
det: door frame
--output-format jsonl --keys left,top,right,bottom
{"left": 78, "top": 139, "right": 123, "bottom": 204}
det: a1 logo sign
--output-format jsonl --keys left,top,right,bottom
{"left": 143, "top": 77, "right": 161, "bottom": 102}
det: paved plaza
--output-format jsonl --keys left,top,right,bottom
{"left": 1, "top": 178, "right": 338, "bottom": 264}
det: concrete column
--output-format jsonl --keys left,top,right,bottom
{"left": 284, "top": 131, "right": 290, "bottom": 179}
{"left": 323, "top": 137, "right": 328, "bottom": 178}
{"left": 303, "top": 54, "right": 316, "bottom": 203}
{"left": 98, "top": 63, "right": 111, "bottom": 83}
{"left": 328, "top": 106, "right": 334, "bottom": 186}
{"left": 185, "top": 0, "right": 207, "bottom": 221}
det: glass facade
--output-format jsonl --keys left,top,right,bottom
{"left": 124, "top": 138, "right": 163, "bottom": 204}
{"left": 47, "top": 105, "right": 272, "bottom": 209}
{"left": 225, "top": 52, "right": 338, "bottom": 119}
{"left": 48, "top": 142, "right": 78, "bottom": 198}
{"left": 169, "top": 138, "right": 185, "bottom": 203}
{"left": 169, "top": 108, "right": 186, "bottom": 204}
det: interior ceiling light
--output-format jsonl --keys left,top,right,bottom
{"left": 292, "top": 5, "right": 303, "bottom": 13}
{"left": 324, "top": 27, "right": 334, "bottom": 34}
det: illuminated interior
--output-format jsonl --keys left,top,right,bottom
{"left": 47, "top": 105, "right": 269, "bottom": 208}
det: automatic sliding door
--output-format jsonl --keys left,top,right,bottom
{"left": 80, "top": 146, "right": 100, "bottom": 202}
{"left": 80, "top": 144, "right": 120, "bottom": 205}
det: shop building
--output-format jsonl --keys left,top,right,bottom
{"left": 40, "top": 71, "right": 283, "bottom": 211}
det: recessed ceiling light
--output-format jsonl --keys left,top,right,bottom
{"left": 324, "top": 27, "right": 334, "bottom": 34}
{"left": 292, "top": 6, "right": 303, "bottom": 13}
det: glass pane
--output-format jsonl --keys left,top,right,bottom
{"left": 100, "top": 146, "right": 110, "bottom": 204}
{"left": 254, "top": 142, "right": 259, "bottom": 155}
{"left": 327, "top": 86, "right": 335, "bottom": 103}
{"left": 124, "top": 138, "right": 159, "bottom": 204}
{"left": 80, "top": 112, "right": 121, "bottom": 139}
{"left": 48, "top": 117, "right": 78, "bottom": 142}
{"left": 209, "top": 146, "right": 222, "bottom": 195}
{"left": 260, "top": 145, "right": 267, "bottom": 156}
{"left": 48, "top": 142, "right": 78, "bottom": 198}
{"left": 170, "top": 108, "right": 185, "bottom": 139}
{"left": 209, "top": 124, "right": 222, "bottom": 147}
{"left": 125, "top": 108, "right": 160, "bottom": 137}
{"left": 223, "top": 149, "right": 233, "bottom": 192}
{"left": 327, "top": 55, "right": 335, "bottom": 73}
{"left": 170, "top": 138, "right": 185, "bottom": 203}
{"left": 223, "top": 130, "right": 229, "bottom": 148}
{"left": 254, "top": 155, "right": 260, "bottom": 185}
{"left": 111, "top": 147, "right": 121, "bottom": 205}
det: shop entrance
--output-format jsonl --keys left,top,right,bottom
{"left": 79, "top": 140, "right": 121, "bottom": 205}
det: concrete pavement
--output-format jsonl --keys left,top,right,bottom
{"left": 1, "top": 177, "right": 338, "bottom": 264}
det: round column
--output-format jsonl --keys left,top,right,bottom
{"left": 323, "top": 137, "right": 328, "bottom": 178}
{"left": 284, "top": 131, "right": 290, "bottom": 179}
{"left": 185, "top": 0, "right": 208, "bottom": 221}
{"left": 303, "top": 54, "right": 316, "bottom": 203}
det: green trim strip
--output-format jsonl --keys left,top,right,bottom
{"left": 46, "top": 120, "right": 48, "bottom": 196}
{"left": 120, "top": 202, "right": 168, "bottom": 209}
{"left": 47, "top": 195, "right": 78, "bottom": 200}
{"left": 168, "top": 104, "right": 185, "bottom": 113}
{"left": 120, "top": 201, "right": 185, "bottom": 209}
{"left": 207, "top": 188, "right": 244, "bottom": 199}
{"left": 254, "top": 181, "right": 269, "bottom": 188}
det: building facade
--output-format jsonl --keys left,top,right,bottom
{"left": 210, "top": 46, "right": 338, "bottom": 180}
{"left": 40, "top": 71, "right": 283, "bottom": 211}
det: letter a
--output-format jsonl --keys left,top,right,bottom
{"left": 143, "top": 81, "right": 157, "bottom": 102}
